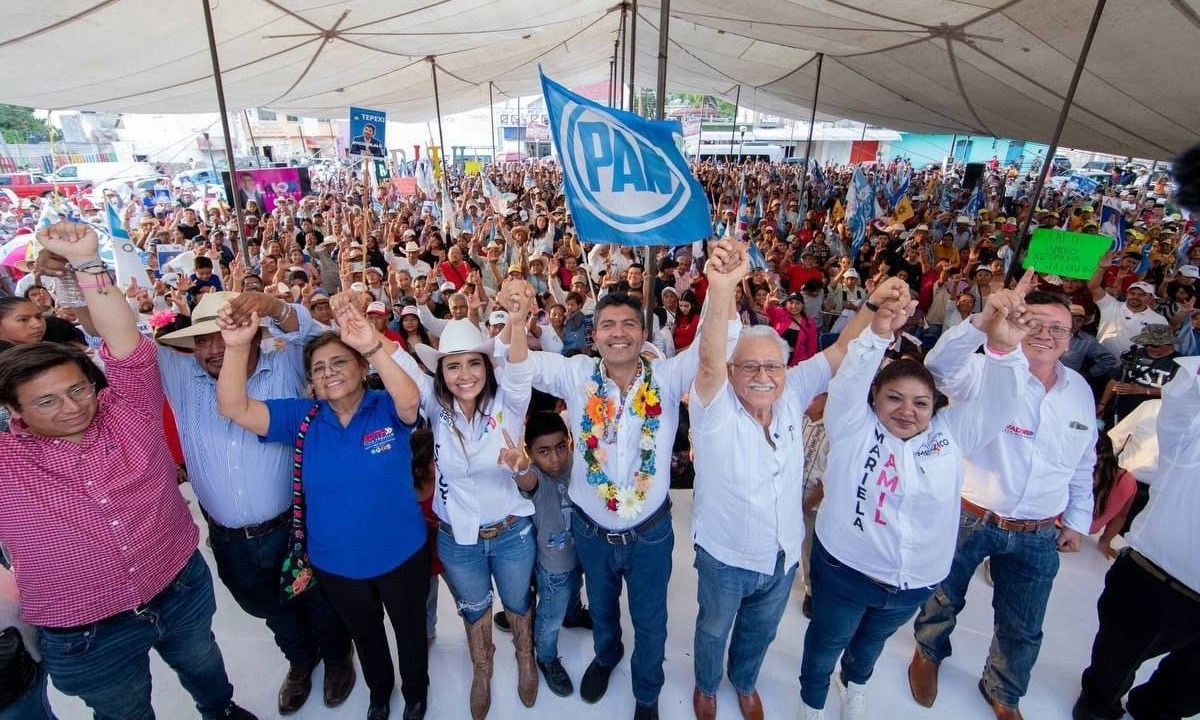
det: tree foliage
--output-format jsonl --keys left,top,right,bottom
{"left": 0, "top": 105, "right": 49, "bottom": 144}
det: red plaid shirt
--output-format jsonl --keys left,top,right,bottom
{"left": 0, "top": 337, "right": 198, "bottom": 627}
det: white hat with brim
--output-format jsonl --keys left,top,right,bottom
{"left": 415, "top": 319, "right": 492, "bottom": 373}
{"left": 157, "top": 291, "right": 267, "bottom": 349}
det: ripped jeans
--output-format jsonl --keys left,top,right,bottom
{"left": 438, "top": 516, "right": 536, "bottom": 624}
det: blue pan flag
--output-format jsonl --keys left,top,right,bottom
{"left": 541, "top": 69, "right": 712, "bottom": 247}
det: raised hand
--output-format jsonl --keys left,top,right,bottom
{"left": 867, "top": 276, "right": 911, "bottom": 309}
{"left": 216, "top": 308, "right": 260, "bottom": 348}
{"left": 497, "top": 428, "right": 531, "bottom": 475}
{"left": 36, "top": 220, "right": 100, "bottom": 263}
{"left": 704, "top": 237, "right": 748, "bottom": 290}
{"left": 500, "top": 278, "right": 535, "bottom": 319}
{"left": 330, "top": 292, "right": 380, "bottom": 354}
{"left": 869, "top": 295, "right": 918, "bottom": 336}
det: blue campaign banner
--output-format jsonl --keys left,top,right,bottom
{"left": 540, "top": 70, "right": 711, "bottom": 247}
{"left": 349, "top": 107, "right": 387, "bottom": 158}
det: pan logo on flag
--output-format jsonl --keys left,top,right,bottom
{"left": 558, "top": 102, "right": 692, "bottom": 233}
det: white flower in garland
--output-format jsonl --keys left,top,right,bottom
{"left": 615, "top": 486, "right": 644, "bottom": 520}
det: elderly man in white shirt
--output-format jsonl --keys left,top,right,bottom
{"left": 909, "top": 275, "right": 1098, "bottom": 720}
{"left": 689, "top": 239, "right": 904, "bottom": 720}
{"left": 1073, "top": 355, "right": 1200, "bottom": 720}
{"left": 508, "top": 257, "right": 742, "bottom": 720}
{"left": 1088, "top": 254, "right": 1168, "bottom": 356}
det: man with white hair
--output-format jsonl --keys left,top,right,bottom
{"left": 688, "top": 235, "right": 907, "bottom": 720}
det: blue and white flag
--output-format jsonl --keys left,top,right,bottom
{"left": 1134, "top": 240, "right": 1152, "bottom": 275}
{"left": 890, "top": 168, "right": 911, "bottom": 208}
{"left": 736, "top": 175, "right": 750, "bottom": 239}
{"left": 105, "top": 202, "right": 149, "bottom": 290}
{"left": 965, "top": 183, "right": 985, "bottom": 218}
{"left": 811, "top": 161, "right": 825, "bottom": 184}
{"left": 540, "top": 69, "right": 712, "bottom": 247}
{"left": 479, "top": 173, "right": 509, "bottom": 216}
{"left": 846, "top": 166, "right": 874, "bottom": 257}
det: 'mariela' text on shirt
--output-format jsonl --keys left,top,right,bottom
{"left": 854, "top": 427, "right": 899, "bottom": 532}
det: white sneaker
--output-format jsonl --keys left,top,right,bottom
{"left": 800, "top": 701, "right": 825, "bottom": 720}
{"left": 835, "top": 675, "right": 867, "bottom": 720}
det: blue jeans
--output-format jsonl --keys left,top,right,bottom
{"left": 208, "top": 517, "right": 351, "bottom": 667}
{"left": 37, "top": 551, "right": 237, "bottom": 720}
{"left": 438, "top": 516, "right": 536, "bottom": 624}
{"left": 534, "top": 563, "right": 583, "bottom": 663}
{"left": 800, "top": 537, "right": 934, "bottom": 709}
{"left": 913, "top": 510, "right": 1060, "bottom": 707}
{"left": 571, "top": 506, "right": 674, "bottom": 707}
{"left": 694, "top": 545, "right": 796, "bottom": 696}
{"left": 0, "top": 662, "right": 56, "bottom": 720}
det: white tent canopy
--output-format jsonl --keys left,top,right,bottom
{"left": 1, "top": 0, "right": 1196, "bottom": 159}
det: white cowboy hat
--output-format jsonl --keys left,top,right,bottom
{"left": 415, "top": 319, "right": 492, "bottom": 373}
{"left": 157, "top": 291, "right": 268, "bottom": 349}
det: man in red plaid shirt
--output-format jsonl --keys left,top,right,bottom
{"left": 0, "top": 220, "right": 256, "bottom": 720}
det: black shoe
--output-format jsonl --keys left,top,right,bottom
{"left": 323, "top": 657, "right": 357, "bottom": 707}
{"left": 538, "top": 658, "right": 574, "bottom": 697}
{"left": 633, "top": 701, "right": 659, "bottom": 720}
{"left": 278, "top": 664, "right": 313, "bottom": 715}
{"left": 494, "top": 611, "right": 512, "bottom": 633}
{"left": 562, "top": 607, "right": 594, "bottom": 630}
{"left": 579, "top": 659, "right": 615, "bottom": 704}
{"left": 802, "top": 594, "right": 813, "bottom": 620}
{"left": 217, "top": 703, "right": 258, "bottom": 720}
{"left": 1071, "top": 695, "right": 1108, "bottom": 720}
{"left": 401, "top": 699, "right": 427, "bottom": 720}
{"left": 367, "top": 701, "right": 390, "bottom": 720}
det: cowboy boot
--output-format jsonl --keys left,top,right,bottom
{"left": 464, "top": 609, "right": 495, "bottom": 719}
{"left": 508, "top": 610, "right": 539, "bottom": 707}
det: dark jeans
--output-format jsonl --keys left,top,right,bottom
{"left": 37, "top": 551, "right": 237, "bottom": 720}
{"left": 1077, "top": 550, "right": 1200, "bottom": 720}
{"left": 314, "top": 546, "right": 430, "bottom": 706}
{"left": 913, "top": 509, "right": 1060, "bottom": 707}
{"left": 800, "top": 537, "right": 933, "bottom": 709}
{"left": 208, "top": 517, "right": 352, "bottom": 668}
{"left": 0, "top": 661, "right": 56, "bottom": 720}
{"left": 571, "top": 506, "right": 673, "bottom": 707}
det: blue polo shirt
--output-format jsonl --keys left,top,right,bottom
{"left": 261, "top": 391, "right": 423, "bottom": 579}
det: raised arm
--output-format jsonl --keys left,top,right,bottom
{"left": 821, "top": 277, "right": 910, "bottom": 374}
{"left": 824, "top": 295, "right": 915, "bottom": 437}
{"left": 215, "top": 310, "right": 271, "bottom": 436}
{"left": 36, "top": 221, "right": 140, "bottom": 359}
{"left": 695, "top": 237, "right": 747, "bottom": 405}
{"left": 330, "top": 293, "right": 420, "bottom": 425}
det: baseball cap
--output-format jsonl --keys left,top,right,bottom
{"left": 366, "top": 301, "right": 388, "bottom": 316}
{"left": 439, "top": 281, "right": 456, "bottom": 293}
{"left": 159, "top": 272, "right": 180, "bottom": 287}
{"left": 488, "top": 310, "right": 509, "bottom": 326}
{"left": 843, "top": 268, "right": 860, "bottom": 279}
{"left": 399, "top": 305, "right": 420, "bottom": 317}
{"left": 1178, "top": 265, "right": 1200, "bottom": 279}
{"left": 350, "top": 281, "right": 368, "bottom": 293}
{"left": 1128, "top": 281, "right": 1157, "bottom": 297}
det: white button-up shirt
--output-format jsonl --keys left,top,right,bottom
{"left": 817, "top": 330, "right": 1028, "bottom": 589}
{"left": 392, "top": 346, "right": 533, "bottom": 545}
{"left": 926, "top": 320, "right": 1097, "bottom": 533}
{"left": 1127, "top": 356, "right": 1200, "bottom": 594}
{"left": 690, "top": 355, "right": 831, "bottom": 576}
{"left": 1095, "top": 292, "right": 1168, "bottom": 357}
{"left": 519, "top": 320, "right": 741, "bottom": 531}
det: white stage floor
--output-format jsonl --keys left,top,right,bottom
{"left": 51, "top": 487, "right": 1189, "bottom": 719}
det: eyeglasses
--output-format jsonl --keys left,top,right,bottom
{"left": 28, "top": 382, "right": 97, "bottom": 414}
{"left": 1024, "top": 318, "right": 1072, "bottom": 339}
{"left": 309, "top": 357, "right": 354, "bottom": 379}
{"left": 728, "top": 361, "right": 787, "bottom": 376}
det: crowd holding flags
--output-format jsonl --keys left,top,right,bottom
{"left": 845, "top": 165, "right": 874, "bottom": 257}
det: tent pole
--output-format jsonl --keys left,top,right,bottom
{"left": 1009, "top": 0, "right": 1107, "bottom": 284}
{"left": 201, "top": 0, "right": 248, "bottom": 265}
{"left": 618, "top": 3, "right": 628, "bottom": 109}
{"left": 796, "top": 52, "right": 824, "bottom": 216}
{"left": 643, "top": 0, "right": 671, "bottom": 334}
{"left": 729, "top": 84, "right": 741, "bottom": 161}
{"left": 429, "top": 58, "right": 448, "bottom": 177}
{"left": 627, "top": 0, "right": 638, "bottom": 112}
{"left": 242, "top": 110, "right": 262, "bottom": 167}
{"left": 488, "top": 82, "right": 497, "bottom": 164}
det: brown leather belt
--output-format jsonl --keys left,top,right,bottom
{"left": 477, "top": 515, "right": 520, "bottom": 540}
{"left": 1125, "top": 548, "right": 1200, "bottom": 604}
{"left": 961, "top": 498, "right": 1056, "bottom": 533}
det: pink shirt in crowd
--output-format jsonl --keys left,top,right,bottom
{"left": 1089, "top": 469, "right": 1137, "bottom": 536}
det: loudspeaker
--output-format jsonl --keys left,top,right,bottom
{"left": 962, "top": 162, "right": 985, "bottom": 190}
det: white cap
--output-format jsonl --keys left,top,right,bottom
{"left": 439, "top": 281, "right": 456, "bottom": 292}
{"left": 1128, "top": 281, "right": 1157, "bottom": 297}
{"left": 366, "top": 301, "right": 388, "bottom": 315}
{"left": 404, "top": 241, "right": 420, "bottom": 253}
{"left": 159, "top": 272, "right": 180, "bottom": 287}
{"left": 843, "top": 268, "right": 860, "bottom": 279}
{"left": 1179, "top": 265, "right": 1200, "bottom": 279}
{"left": 488, "top": 310, "right": 508, "bottom": 326}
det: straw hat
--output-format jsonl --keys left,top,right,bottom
{"left": 415, "top": 319, "right": 492, "bottom": 372}
{"left": 158, "top": 291, "right": 267, "bottom": 349}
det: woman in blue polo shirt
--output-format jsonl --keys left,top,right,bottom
{"left": 216, "top": 294, "right": 426, "bottom": 720}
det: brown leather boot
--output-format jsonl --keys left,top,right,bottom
{"left": 465, "top": 610, "right": 496, "bottom": 719}
{"left": 907, "top": 648, "right": 940, "bottom": 708}
{"left": 508, "top": 610, "right": 539, "bottom": 707}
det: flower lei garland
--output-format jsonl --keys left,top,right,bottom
{"left": 580, "top": 358, "right": 663, "bottom": 519}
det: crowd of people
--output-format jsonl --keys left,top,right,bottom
{"left": 0, "top": 142, "right": 1198, "bottom": 720}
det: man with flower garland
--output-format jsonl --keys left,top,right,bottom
{"left": 690, "top": 236, "right": 909, "bottom": 720}
{"left": 507, "top": 248, "right": 746, "bottom": 720}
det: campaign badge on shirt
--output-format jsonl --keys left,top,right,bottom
{"left": 362, "top": 426, "right": 395, "bottom": 455}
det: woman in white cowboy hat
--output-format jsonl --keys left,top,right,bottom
{"left": 389, "top": 277, "right": 539, "bottom": 719}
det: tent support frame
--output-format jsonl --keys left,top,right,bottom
{"left": 201, "top": 0, "right": 249, "bottom": 264}
{"left": 1009, "top": 0, "right": 1107, "bottom": 284}
{"left": 488, "top": 82, "right": 497, "bottom": 163}
{"left": 796, "top": 52, "right": 824, "bottom": 216}
{"left": 627, "top": 0, "right": 638, "bottom": 113}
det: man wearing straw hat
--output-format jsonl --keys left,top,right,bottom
{"left": 155, "top": 289, "right": 357, "bottom": 714}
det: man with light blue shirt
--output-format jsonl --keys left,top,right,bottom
{"left": 157, "top": 290, "right": 355, "bottom": 716}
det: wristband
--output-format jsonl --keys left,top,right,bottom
{"left": 361, "top": 341, "right": 385, "bottom": 358}
{"left": 864, "top": 300, "right": 880, "bottom": 312}
{"left": 985, "top": 343, "right": 1013, "bottom": 356}
{"left": 70, "top": 257, "right": 107, "bottom": 274}
{"left": 76, "top": 270, "right": 115, "bottom": 290}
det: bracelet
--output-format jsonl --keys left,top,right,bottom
{"left": 864, "top": 300, "right": 880, "bottom": 312}
{"left": 276, "top": 302, "right": 292, "bottom": 323}
{"left": 361, "top": 340, "right": 384, "bottom": 358}
{"left": 70, "top": 257, "right": 107, "bottom": 274}
{"left": 76, "top": 270, "right": 115, "bottom": 290}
